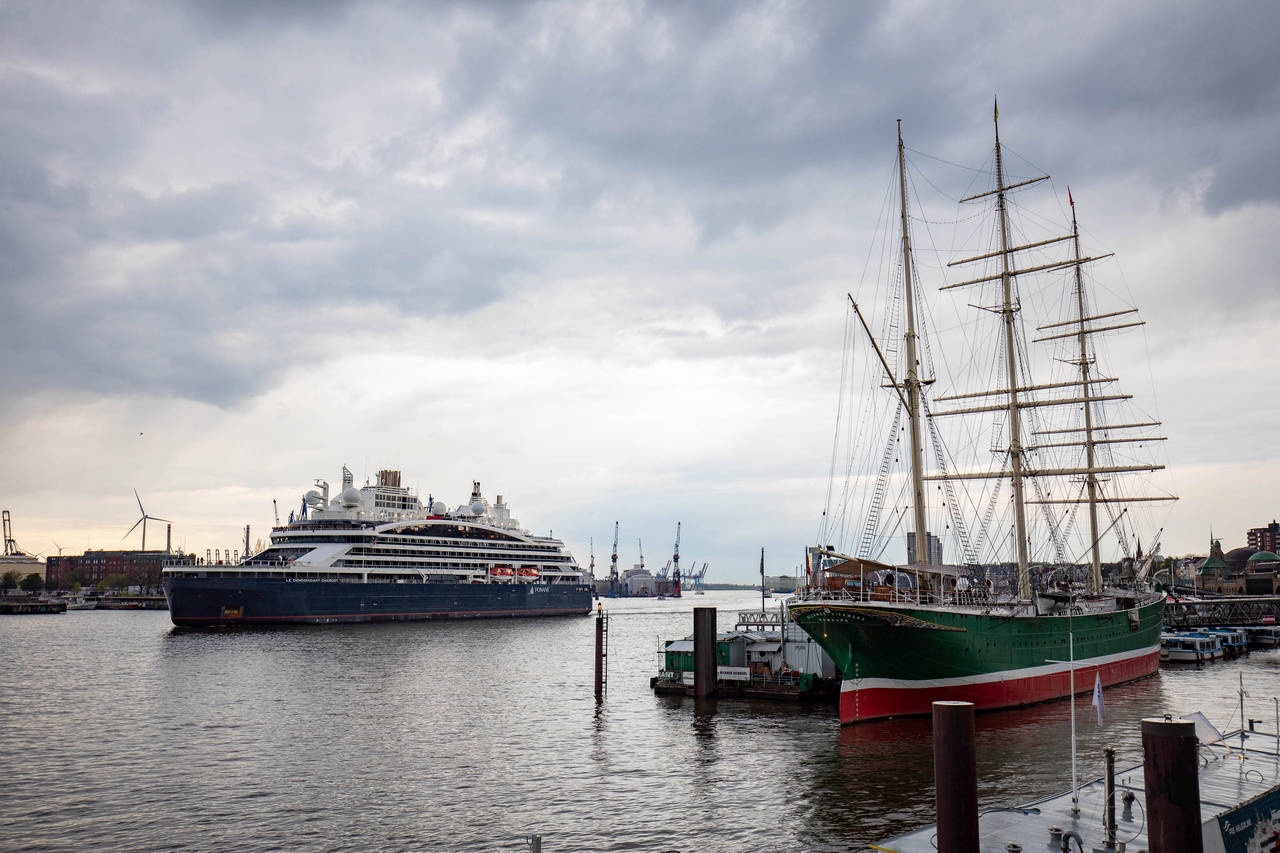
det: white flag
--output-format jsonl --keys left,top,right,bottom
{"left": 1091, "top": 672, "right": 1104, "bottom": 725}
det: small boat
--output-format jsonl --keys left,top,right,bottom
{"left": 1160, "top": 631, "right": 1223, "bottom": 663}
{"left": 1243, "top": 625, "right": 1280, "bottom": 648}
{"left": 62, "top": 595, "right": 97, "bottom": 611}
{"left": 1200, "top": 627, "right": 1249, "bottom": 658}
{"left": 652, "top": 607, "right": 839, "bottom": 702}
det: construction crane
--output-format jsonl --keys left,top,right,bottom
{"left": 671, "top": 521, "right": 682, "bottom": 598}
{"left": 608, "top": 522, "right": 620, "bottom": 597}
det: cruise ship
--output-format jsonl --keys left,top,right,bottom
{"left": 162, "top": 467, "right": 593, "bottom": 626}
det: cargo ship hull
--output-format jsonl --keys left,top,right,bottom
{"left": 164, "top": 576, "right": 594, "bottom": 626}
{"left": 788, "top": 597, "right": 1162, "bottom": 724}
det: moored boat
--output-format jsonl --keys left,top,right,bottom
{"left": 163, "top": 468, "right": 592, "bottom": 626}
{"left": 789, "top": 109, "right": 1173, "bottom": 724}
{"left": 1160, "top": 631, "right": 1223, "bottom": 663}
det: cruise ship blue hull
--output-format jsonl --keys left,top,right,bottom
{"left": 164, "top": 577, "right": 594, "bottom": 626}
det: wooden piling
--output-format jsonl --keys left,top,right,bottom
{"left": 693, "top": 607, "right": 716, "bottom": 698}
{"left": 594, "top": 603, "right": 606, "bottom": 700}
{"left": 1141, "top": 717, "right": 1203, "bottom": 853}
{"left": 933, "top": 700, "right": 978, "bottom": 853}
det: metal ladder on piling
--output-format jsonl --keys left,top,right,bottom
{"left": 595, "top": 605, "right": 609, "bottom": 699}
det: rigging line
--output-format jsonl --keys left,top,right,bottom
{"left": 821, "top": 308, "right": 857, "bottom": 540}
{"left": 859, "top": 402, "right": 905, "bottom": 560}
{"left": 903, "top": 144, "right": 993, "bottom": 177}
{"left": 1066, "top": 507, "right": 1130, "bottom": 568}
{"left": 920, "top": 396, "right": 978, "bottom": 565}
{"left": 974, "top": 457, "right": 1009, "bottom": 563}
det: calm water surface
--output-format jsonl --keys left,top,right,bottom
{"left": 1, "top": 590, "right": 1277, "bottom": 851}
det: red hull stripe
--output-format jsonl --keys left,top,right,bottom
{"left": 839, "top": 646, "right": 1159, "bottom": 724}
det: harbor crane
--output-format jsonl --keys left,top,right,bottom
{"left": 690, "top": 561, "right": 710, "bottom": 594}
{"left": 671, "top": 521, "right": 682, "bottom": 597}
{"left": 3, "top": 510, "right": 25, "bottom": 556}
{"left": 608, "top": 522, "right": 620, "bottom": 597}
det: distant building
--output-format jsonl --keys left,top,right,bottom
{"left": 0, "top": 553, "right": 44, "bottom": 583}
{"left": 1247, "top": 520, "right": 1279, "bottom": 554}
{"left": 45, "top": 550, "right": 170, "bottom": 592}
{"left": 906, "top": 531, "right": 943, "bottom": 566}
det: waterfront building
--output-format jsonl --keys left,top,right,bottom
{"left": 45, "top": 550, "right": 171, "bottom": 592}
{"left": 1247, "top": 519, "right": 1279, "bottom": 553}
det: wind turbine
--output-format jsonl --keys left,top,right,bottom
{"left": 124, "top": 490, "right": 171, "bottom": 552}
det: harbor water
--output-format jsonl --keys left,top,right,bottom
{"left": 1, "top": 589, "right": 1277, "bottom": 851}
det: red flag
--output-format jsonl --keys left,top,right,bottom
{"left": 1068, "top": 187, "right": 1074, "bottom": 207}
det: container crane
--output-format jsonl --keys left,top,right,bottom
{"left": 691, "top": 561, "right": 710, "bottom": 594}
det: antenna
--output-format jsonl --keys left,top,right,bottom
{"left": 123, "top": 489, "right": 172, "bottom": 552}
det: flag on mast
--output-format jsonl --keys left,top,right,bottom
{"left": 1091, "top": 672, "right": 1104, "bottom": 725}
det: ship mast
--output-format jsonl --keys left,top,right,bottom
{"left": 927, "top": 103, "right": 1174, "bottom": 597}
{"left": 992, "top": 108, "right": 1033, "bottom": 596}
{"left": 1069, "top": 194, "right": 1104, "bottom": 591}
{"left": 897, "top": 120, "right": 930, "bottom": 566}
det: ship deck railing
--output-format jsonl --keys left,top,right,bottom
{"left": 792, "top": 585, "right": 1005, "bottom": 608}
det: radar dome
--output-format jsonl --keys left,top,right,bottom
{"left": 337, "top": 486, "right": 362, "bottom": 508}
{"left": 304, "top": 490, "right": 325, "bottom": 507}
{"left": 470, "top": 499, "right": 487, "bottom": 515}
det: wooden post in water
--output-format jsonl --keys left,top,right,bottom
{"left": 693, "top": 607, "right": 716, "bottom": 698}
{"left": 594, "top": 602, "right": 606, "bottom": 701}
{"left": 933, "top": 700, "right": 978, "bottom": 853}
{"left": 1141, "top": 717, "right": 1203, "bottom": 853}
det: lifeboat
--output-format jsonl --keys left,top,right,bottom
{"left": 517, "top": 567, "right": 540, "bottom": 580}
{"left": 489, "top": 565, "right": 515, "bottom": 579}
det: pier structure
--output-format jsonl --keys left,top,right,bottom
{"left": 1163, "top": 595, "right": 1280, "bottom": 628}
{"left": 878, "top": 706, "right": 1280, "bottom": 852}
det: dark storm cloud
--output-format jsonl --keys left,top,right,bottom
{"left": 1, "top": 0, "right": 1276, "bottom": 411}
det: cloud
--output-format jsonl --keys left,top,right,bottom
{"left": 1, "top": 0, "right": 1277, "bottom": 572}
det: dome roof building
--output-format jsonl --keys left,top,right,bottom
{"left": 1224, "top": 546, "right": 1258, "bottom": 572}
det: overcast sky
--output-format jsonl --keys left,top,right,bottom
{"left": 2, "top": 1, "right": 1277, "bottom": 582}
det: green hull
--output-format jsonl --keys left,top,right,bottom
{"left": 788, "top": 594, "right": 1163, "bottom": 723}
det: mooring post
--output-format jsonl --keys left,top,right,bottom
{"left": 933, "top": 700, "right": 978, "bottom": 852}
{"left": 1141, "top": 717, "right": 1203, "bottom": 853}
{"left": 693, "top": 606, "right": 717, "bottom": 698}
{"left": 1103, "top": 746, "right": 1117, "bottom": 849}
{"left": 594, "top": 603, "right": 606, "bottom": 701}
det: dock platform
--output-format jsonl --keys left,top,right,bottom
{"left": 0, "top": 599, "right": 67, "bottom": 614}
{"left": 876, "top": 726, "right": 1280, "bottom": 853}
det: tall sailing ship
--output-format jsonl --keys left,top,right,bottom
{"left": 163, "top": 467, "right": 593, "bottom": 626}
{"left": 789, "top": 108, "right": 1176, "bottom": 724}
